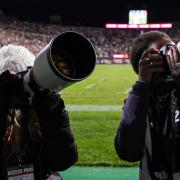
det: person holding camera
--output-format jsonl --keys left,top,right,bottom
{"left": 0, "top": 45, "right": 78, "bottom": 180}
{"left": 115, "top": 31, "right": 180, "bottom": 179}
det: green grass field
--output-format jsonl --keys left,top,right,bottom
{"left": 61, "top": 64, "right": 138, "bottom": 167}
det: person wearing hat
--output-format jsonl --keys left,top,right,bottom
{"left": 0, "top": 45, "right": 78, "bottom": 179}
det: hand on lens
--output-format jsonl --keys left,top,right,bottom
{"left": 32, "top": 90, "right": 64, "bottom": 112}
{"left": 138, "top": 48, "right": 165, "bottom": 82}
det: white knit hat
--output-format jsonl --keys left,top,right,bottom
{"left": 0, "top": 44, "right": 35, "bottom": 74}
{"left": 177, "top": 41, "right": 180, "bottom": 52}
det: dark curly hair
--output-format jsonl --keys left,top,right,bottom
{"left": 130, "top": 31, "right": 170, "bottom": 74}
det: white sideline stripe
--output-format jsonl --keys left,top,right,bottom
{"left": 99, "top": 78, "right": 107, "bottom": 82}
{"left": 124, "top": 87, "right": 131, "bottom": 94}
{"left": 86, "top": 84, "right": 96, "bottom": 89}
{"left": 66, "top": 105, "right": 123, "bottom": 111}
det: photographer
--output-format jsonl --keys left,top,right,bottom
{"left": 0, "top": 45, "right": 78, "bottom": 179}
{"left": 115, "top": 31, "right": 180, "bottom": 179}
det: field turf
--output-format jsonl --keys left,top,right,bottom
{"left": 61, "top": 64, "right": 138, "bottom": 167}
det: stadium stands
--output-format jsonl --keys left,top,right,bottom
{"left": 0, "top": 18, "right": 180, "bottom": 64}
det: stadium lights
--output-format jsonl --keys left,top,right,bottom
{"left": 105, "top": 23, "right": 173, "bottom": 29}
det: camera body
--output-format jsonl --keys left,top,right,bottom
{"left": 160, "top": 43, "right": 177, "bottom": 74}
{"left": 151, "top": 43, "right": 177, "bottom": 76}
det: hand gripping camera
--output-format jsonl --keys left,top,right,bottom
{"left": 150, "top": 42, "right": 178, "bottom": 76}
{"left": 159, "top": 42, "right": 177, "bottom": 74}
{"left": 23, "top": 31, "right": 96, "bottom": 94}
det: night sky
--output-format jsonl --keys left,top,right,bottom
{"left": 0, "top": 0, "right": 179, "bottom": 27}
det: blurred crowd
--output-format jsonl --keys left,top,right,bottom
{"left": 0, "top": 19, "right": 180, "bottom": 64}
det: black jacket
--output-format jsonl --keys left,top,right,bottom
{"left": 115, "top": 80, "right": 180, "bottom": 180}
{"left": 0, "top": 71, "right": 78, "bottom": 180}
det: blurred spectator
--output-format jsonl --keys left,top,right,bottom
{"left": 0, "top": 18, "right": 180, "bottom": 64}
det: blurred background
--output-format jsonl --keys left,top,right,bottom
{"left": 0, "top": 0, "right": 179, "bottom": 179}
